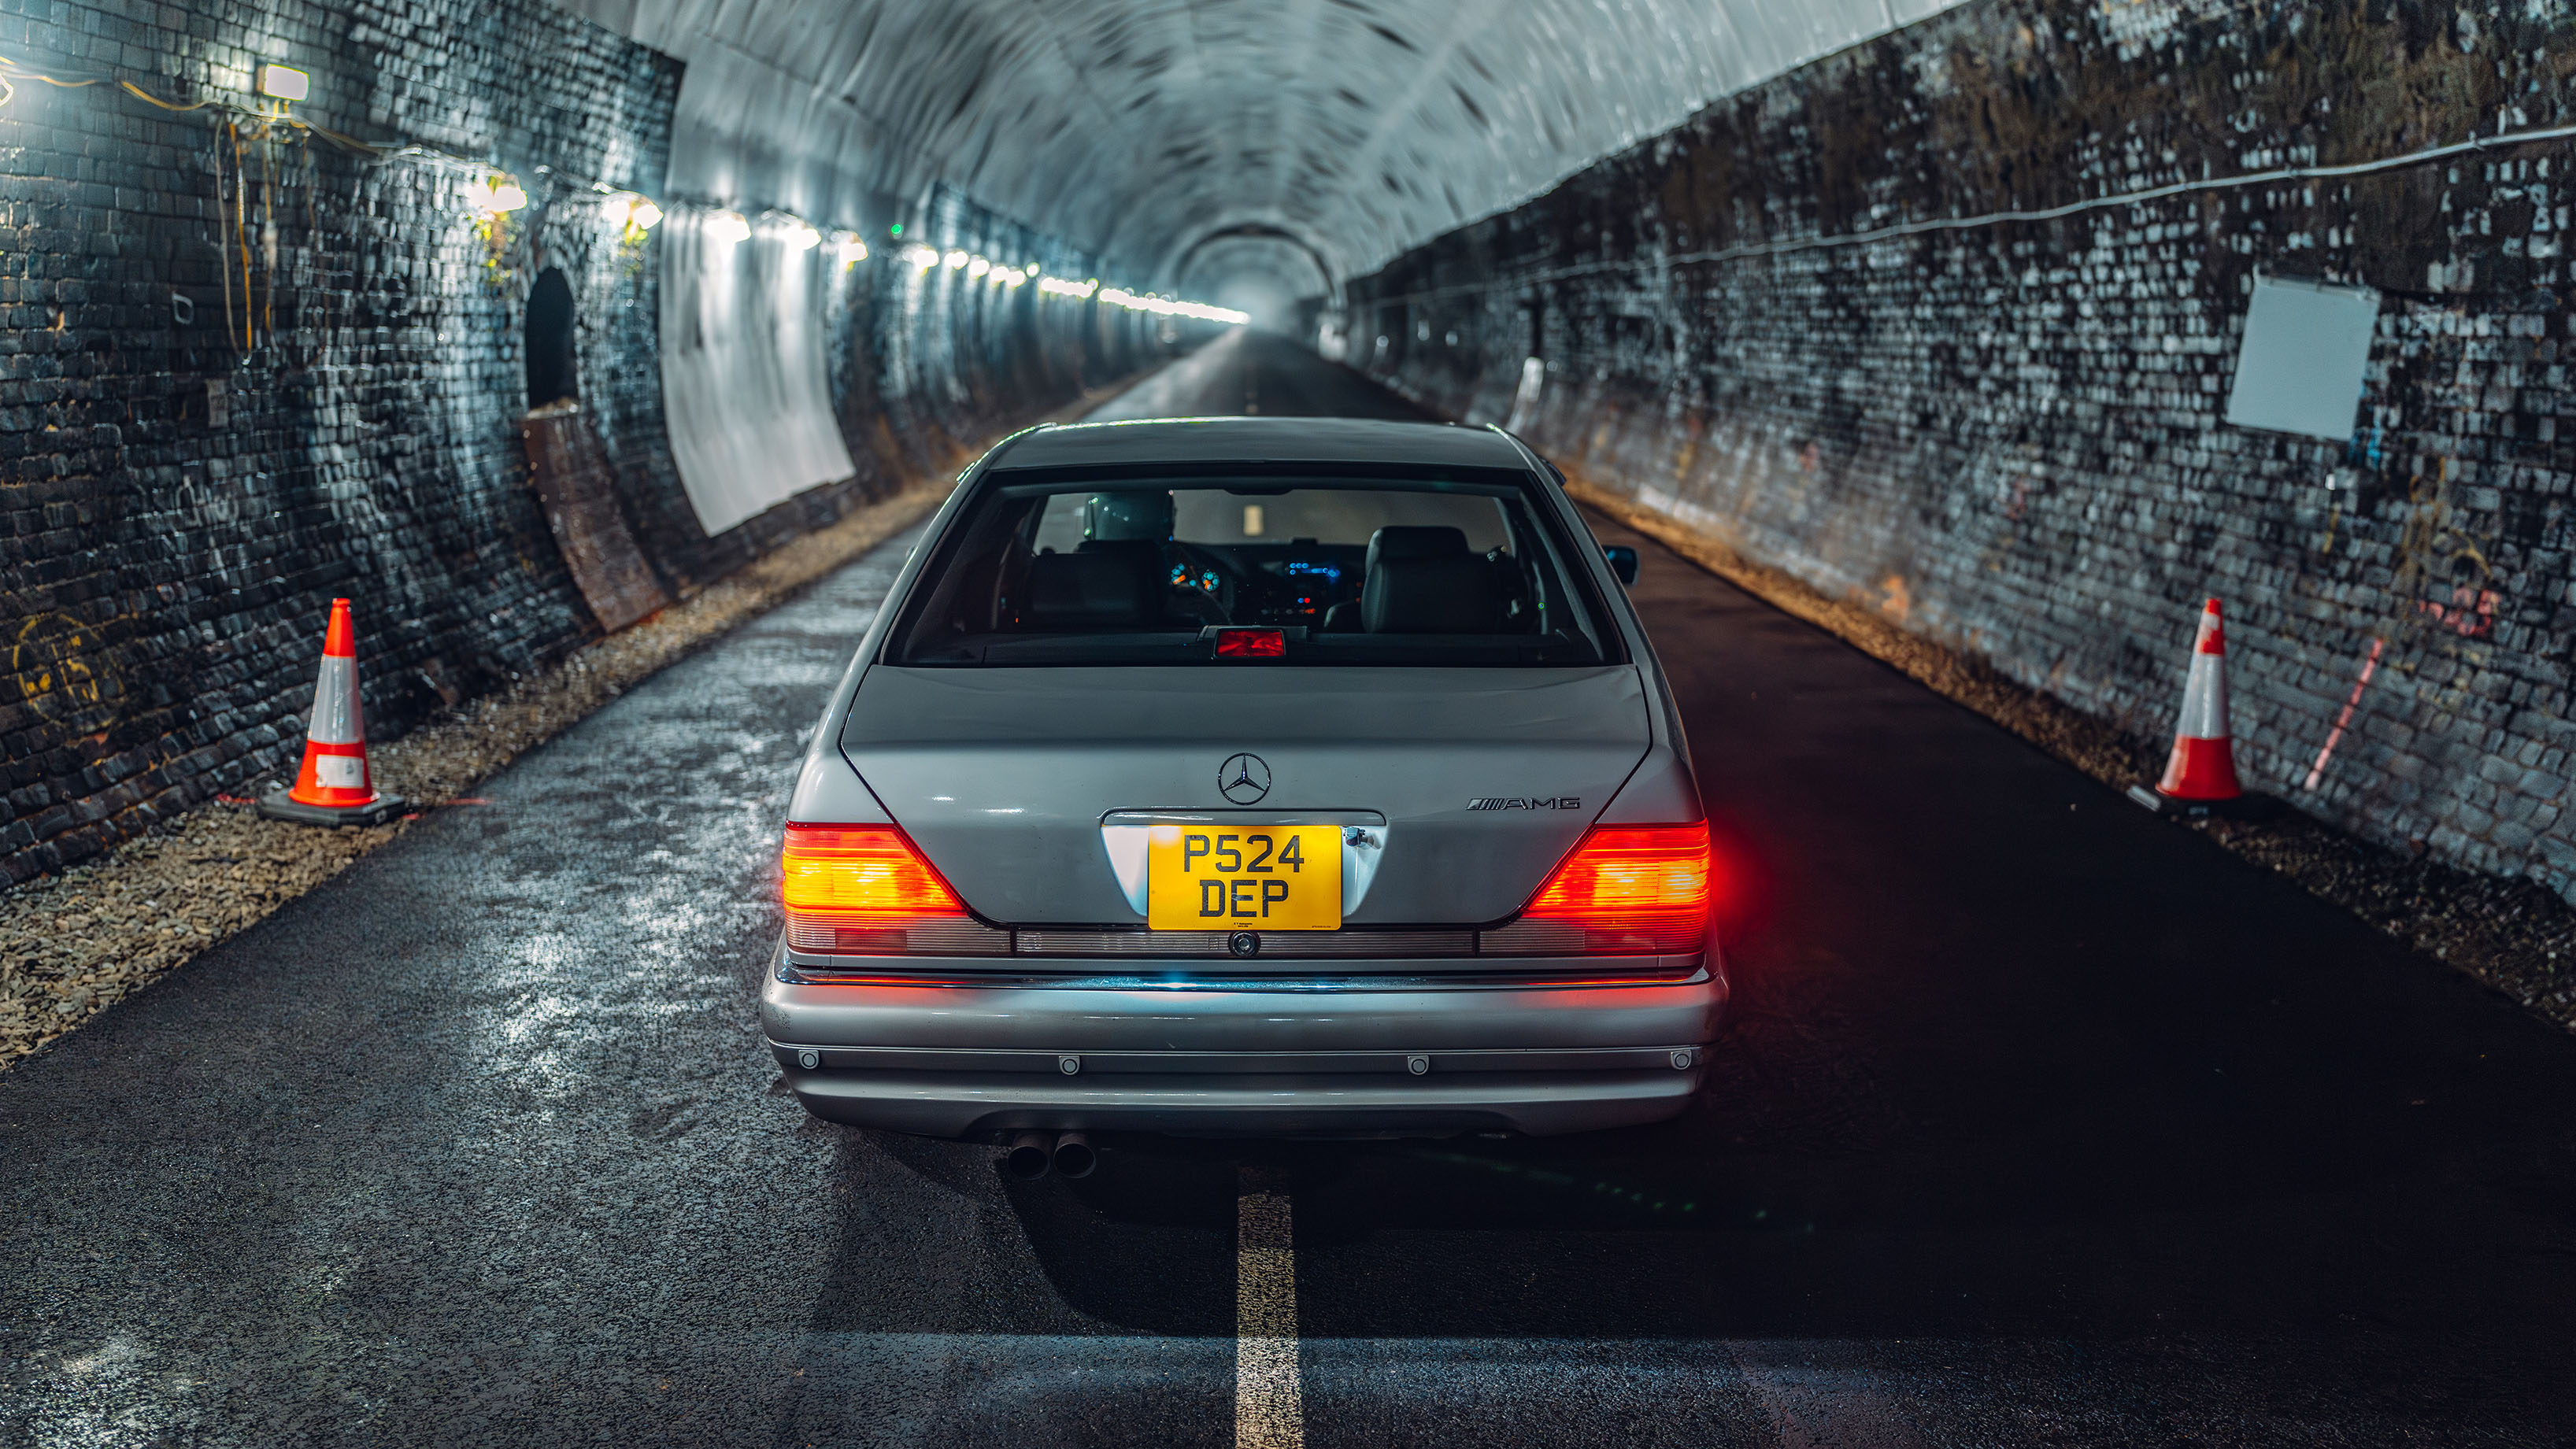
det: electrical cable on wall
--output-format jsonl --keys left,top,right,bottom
{"left": 0, "top": 55, "right": 650, "bottom": 349}
{"left": 231, "top": 120, "right": 253, "bottom": 353}
{"left": 209, "top": 107, "right": 234, "bottom": 352}
{"left": 1370, "top": 119, "right": 2576, "bottom": 307}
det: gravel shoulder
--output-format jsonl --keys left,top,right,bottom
{"left": 0, "top": 480, "right": 941, "bottom": 1068}
{"left": 0, "top": 381, "right": 1142, "bottom": 1070}
{"left": 1568, "top": 475, "right": 2576, "bottom": 1037}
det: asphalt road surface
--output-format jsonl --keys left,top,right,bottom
{"left": 6, "top": 331, "right": 2574, "bottom": 1447}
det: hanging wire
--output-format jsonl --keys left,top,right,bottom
{"left": 302, "top": 119, "right": 383, "bottom": 158}
{"left": 260, "top": 118, "right": 276, "bottom": 342}
{"left": 1370, "top": 118, "right": 2576, "bottom": 307}
{"left": 211, "top": 113, "right": 235, "bottom": 354}
{"left": 231, "top": 119, "right": 253, "bottom": 353}
{"left": 8, "top": 56, "right": 644, "bottom": 197}
{"left": 0, "top": 53, "right": 653, "bottom": 362}
{"left": 0, "top": 58, "right": 98, "bottom": 90}
{"left": 116, "top": 79, "right": 216, "bottom": 113}
{"left": 2, "top": 58, "right": 484, "bottom": 168}
{"left": 302, "top": 132, "right": 326, "bottom": 368}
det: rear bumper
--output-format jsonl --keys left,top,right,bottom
{"left": 758, "top": 946, "right": 1726, "bottom": 1138}
{"left": 777, "top": 1062, "right": 1701, "bottom": 1137}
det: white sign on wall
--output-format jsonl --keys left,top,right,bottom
{"left": 2223, "top": 274, "right": 2382, "bottom": 441}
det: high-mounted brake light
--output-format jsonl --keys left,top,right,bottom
{"left": 1480, "top": 823, "right": 1712, "bottom": 956}
{"left": 1212, "top": 627, "right": 1287, "bottom": 659}
{"left": 780, "top": 823, "right": 1000, "bottom": 956}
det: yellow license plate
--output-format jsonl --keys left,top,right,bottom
{"left": 1146, "top": 824, "right": 1342, "bottom": 931}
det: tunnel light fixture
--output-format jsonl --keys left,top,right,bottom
{"left": 903, "top": 246, "right": 942, "bottom": 272}
{"left": 1036, "top": 276, "right": 1097, "bottom": 299}
{"left": 835, "top": 231, "right": 868, "bottom": 264}
{"left": 258, "top": 64, "right": 309, "bottom": 102}
{"left": 966, "top": 256, "right": 989, "bottom": 279}
{"left": 943, "top": 250, "right": 970, "bottom": 270}
{"left": 998, "top": 268, "right": 1026, "bottom": 289}
{"left": 462, "top": 176, "right": 527, "bottom": 216}
{"left": 782, "top": 219, "right": 822, "bottom": 252}
{"left": 705, "top": 210, "right": 751, "bottom": 246}
{"left": 605, "top": 192, "right": 661, "bottom": 233}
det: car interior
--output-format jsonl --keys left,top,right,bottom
{"left": 891, "top": 476, "right": 1619, "bottom": 666}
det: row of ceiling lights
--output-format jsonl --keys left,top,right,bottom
{"left": 698, "top": 215, "right": 1247, "bottom": 324}
{"left": 889, "top": 244, "right": 1247, "bottom": 325}
{"left": 450, "top": 171, "right": 1240, "bottom": 326}
{"left": 462, "top": 176, "right": 663, "bottom": 234}
{"left": 252, "top": 62, "right": 1242, "bottom": 326}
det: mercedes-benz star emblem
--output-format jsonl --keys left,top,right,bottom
{"left": 1218, "top": 752, "right": 1271, "bottom": 804}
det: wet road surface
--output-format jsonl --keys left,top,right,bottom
{"left": 5, "top": 329, "right": 2575, "bottom": 1446}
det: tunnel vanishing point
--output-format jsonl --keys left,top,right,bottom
{"left": 0, "top": 0, "right": 2570, "bottom": 915}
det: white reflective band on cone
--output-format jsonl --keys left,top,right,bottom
{"left": 314, "top": 756, "right": 365, "bottom": 789}
{"left": 2175, "top": 649, "right": 2230, "bottom": 741}
{"left": 305, "top": 654, "right": 364, "bottom": 745}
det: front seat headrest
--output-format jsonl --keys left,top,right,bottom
{"left": 1365, "top": 525, "right": 1469, "bottom": 572}
{"left": 1360, "top": 526, "right": 1501, "bottom": 634}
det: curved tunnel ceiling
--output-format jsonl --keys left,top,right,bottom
{"left": 560, "top": 0, "right": 1968, "bottom": 298}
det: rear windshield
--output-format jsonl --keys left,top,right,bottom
{"left": 889, "top": 464, "right": 1622, "bottom": 667}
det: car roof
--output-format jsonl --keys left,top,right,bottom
{"left": 987, "top": 416, "right": 1532, "bottom": 471}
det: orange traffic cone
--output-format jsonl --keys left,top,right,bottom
{"left": 2129, "top": 597, "right": 2256, "bottom": 816}
{"left": 257, "top": 598, "right": 408, "bottom": 826}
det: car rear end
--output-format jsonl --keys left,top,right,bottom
{"left": 758, "top": 417, "right": 1724, "bottom": 1138}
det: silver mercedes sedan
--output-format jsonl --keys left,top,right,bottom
{"left": 760, "top": 416, "right": 1723, "bottom": 1166}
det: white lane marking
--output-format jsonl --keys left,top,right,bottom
{"left": 1235, "top": 1174, "right": 1302, "bottom": 1449}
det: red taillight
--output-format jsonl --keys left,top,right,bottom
{"left": 1213, "top": 627, "right": 1287, "bottom": 658}
{"left": 783, "top": 824, "right": 961, "bottom": 913}
{"left": 1482, "top": 823, "right": 1712, "bottom": 956}
{"left": 782, "top": 823, "right": 999, "bottom": 956}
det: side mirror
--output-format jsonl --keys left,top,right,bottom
{"left": 1602, "top": 545, "right": 1638, "bottom": 586}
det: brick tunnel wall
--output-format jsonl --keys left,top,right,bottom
{"left": 0, "top": 1, "right": 1186, "bottom": 884}
{"left": 1349, "top": 0, "right": 2576, "bottom": 907}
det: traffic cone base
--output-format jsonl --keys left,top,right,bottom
{"left": 256, "top": 597, "right": 409, "bottom": 828}
{"left": 2128, "top": 782, "right": 2279, "bottom": 820}
{"left": 257, "top": 785, "right": 409, "bottom": 827}
{"left": 2159, "top": 734, "right": 2241, "bottom": 800}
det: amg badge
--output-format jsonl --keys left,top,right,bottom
{"left": 1467, "top": 796, "right": 1581, "bottom": 811}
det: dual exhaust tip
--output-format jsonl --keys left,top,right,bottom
{"left": 1007, "top": 1130, "right": 1097, "bottom": 1181}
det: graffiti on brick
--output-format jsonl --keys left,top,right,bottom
{"left": 10, "top": 614, "right": 124, "bottom": 735}
{"left": 2419, "top": 586, "right": 2499, "bottom": 639}
{"left": 2389, "top": 460, "right": 2500, "bottom": 645}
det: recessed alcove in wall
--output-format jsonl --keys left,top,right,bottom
{"left": 526, "top": 266, "right": 579, "bottom": 411}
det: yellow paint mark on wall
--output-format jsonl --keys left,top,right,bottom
{"left": 11, "top": 613, "right": 122, "bottom": 732}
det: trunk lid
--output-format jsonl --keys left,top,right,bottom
{"left": 839, "top": 665, "right": 1650, "bottom": 926}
